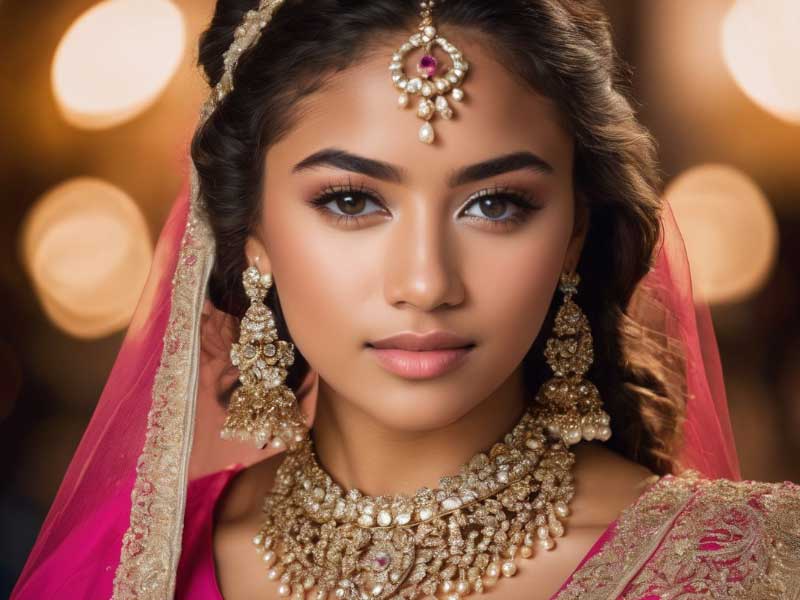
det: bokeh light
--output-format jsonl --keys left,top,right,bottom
{"left": 721, "top": 0, "right": 800, "bottom": 124}
{"left": 665, "top": 164, "right": 778, "bottom": 305}
{"left": 51, "top": 0, "right": 186, "bottom": 129}
{"left": 21, "top": 178, "right": 152, "bottom": 339}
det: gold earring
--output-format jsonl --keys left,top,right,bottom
{"left": 220, "top": 266, "right": 309, "bottom": 450}
{"left": 535, "top": 270, "right": 612, "bottom": 446}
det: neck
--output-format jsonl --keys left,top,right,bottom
{"left": 309, "top": 369, "right": 528, "bottom": 497}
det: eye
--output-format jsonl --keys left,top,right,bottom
{"left": 460, "top": 187, "right": 540, "bottom": 231}
{"left": 307, "top": 182, "right": 387, "bottom": 227}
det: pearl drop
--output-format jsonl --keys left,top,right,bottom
{"left": 520, "top": 546, "right": 533, "bottom": 558}
{"left": 267, "top": 567, "right": 281, "bottom": 580}
{"left": 419, "top": 122, "right": 434, "bottom": 144}
{"left": 501, "top": 560, "right": 517, "bottom": 577}
{"left": 486, "top": 562, "right": 500, "bottom": 579}
{"left": 262, "top": 550, "right": 276, "bottom": 566}
{"left": 554, "top": 501, "right": 570, "bottom": 518}
{"left": 397, "top": 93, "right": 409, "bottom": 108}
{"left": 270, "top": 436, "right": 286, "bottom": 450}
{"left": 456, "top": 580, "right": 470, "bottom": 594}
{"left": 440, "top": 580, "right": 454, "bottom": 593}
{"left": 277, "top": 583, "right": 291, "bottom": 597}
{"left": 451, "top": 88, "right": 464, "bottom": 101}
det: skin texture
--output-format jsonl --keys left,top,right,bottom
{"left": 215, "top": 31, "right": 657, "bottom": 599}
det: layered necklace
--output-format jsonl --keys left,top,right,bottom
{"left": 252, "top": 405, "right": 576, "bottom": 600}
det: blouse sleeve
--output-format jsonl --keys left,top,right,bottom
{"left": 619, "top": 475, "right": 800, "bottom": 599}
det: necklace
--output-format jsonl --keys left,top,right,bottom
{"left": 252, "top": 405, "right": 576, "bottom": 600}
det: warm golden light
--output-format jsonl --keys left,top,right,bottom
{"left": 21, "top": 178, "right": 153, "bottom": 339}
{"left": 665, "top": 164, "right": 778, "bottom": 305}
{"left": 721, "top": 0, "right": 800, "bottom": 124}
{"left": 51, "top": 0, "right": 186, "bottom": 129}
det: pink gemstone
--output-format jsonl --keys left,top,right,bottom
{"left": 417, "top": 54, "right": 438, "bottom": 78}
{"left": 373, "top": 551, "right": 391, "bottom": 570}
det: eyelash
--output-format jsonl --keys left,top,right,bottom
{"left": 307, "top": 178, "right": 541, "bottom": 232}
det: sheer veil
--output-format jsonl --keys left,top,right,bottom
{"left": 10, "top": 36, "right": 740, "bottom": 600}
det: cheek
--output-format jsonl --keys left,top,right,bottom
{"left": 465, "top": 205, "right": 572, "bottom": 358}
{"left": 260, "top": 202, "right": 375, "bottom": 369}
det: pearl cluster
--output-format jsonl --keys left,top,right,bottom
{"left": 252, "top": 405, "right": 577, "bottom": 600}
{"left": 220, "top": 266, "right": 308, "bottom": 450}
{"left": 390, "top": 1, "right": 469, "bottom": 144}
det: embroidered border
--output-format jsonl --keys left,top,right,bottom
{"left": 111, "top": 164, "right": 215, "bottom": 599}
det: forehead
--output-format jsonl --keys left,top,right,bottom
{"left": 266, "top": 30, "right": 574, "bottom": 180}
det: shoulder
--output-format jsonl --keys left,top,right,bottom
{"left": 214, "top": 452, "right": 288, "bottom": 525}
{"left": 624, "top": 471, "right": 800, "bottom": 598}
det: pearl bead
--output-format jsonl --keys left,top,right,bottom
{"left": 520, "top": 546, "right": 533, "bottom": 558}
{"left": 440, "top": 580, "right": 454, "bottom": 593}
{"left": 554, "top": 500, "right": 570, "bottom": 518}
{"left": 456, "top": 580, "right": 470, "bottom": 594}
{"left": 262, "top": 550, "right": 276, "bottom": 566}
{"left": 270, "top": 436, "right": 286, "bottom": 450}
{"left": 277, "top": 583, "right": 291, "bottom": 597}
{"left": 267, "top": 567, "right": 282, "bottom": 580}
{"left": 486, "top": 562, "right": 500, "bottom": 579}
{"left": 501, "top": 560, "right": 517, "bottom": 577}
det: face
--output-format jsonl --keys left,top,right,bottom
{"left": 246, "top": 31, "right": 587, "bottom": 433}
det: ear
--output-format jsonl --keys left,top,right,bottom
{"left": 244, "top": 233, "right": 273, "bottom": 273}
{"left": 564, "top": 190, "right": 590, "bottom": 273}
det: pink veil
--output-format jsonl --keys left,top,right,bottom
{"left": 10, "top": 61, "right": 740, "bottom": 600}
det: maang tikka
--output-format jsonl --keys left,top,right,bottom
{"left": 220, "top": 265, "right": 309, "bottom": 451}
{"left": 536, "top": 271, "right": 612, "bottom": 446}
{"left": 390, "top": 0, "right": 469, "bottom": 144}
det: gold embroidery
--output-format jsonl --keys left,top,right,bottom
{"left": 111, "top": 164, "right": 215, "bottom": 599}
{"left": 554, "top": 469, "right": 800, "bottom": 600}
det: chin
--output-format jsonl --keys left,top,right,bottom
{"left": 358, "top": 389, "right": 481, "bottom": 433}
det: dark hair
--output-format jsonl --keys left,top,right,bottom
{"left": 191, "top": 0, "right": 682, "bottom": 475}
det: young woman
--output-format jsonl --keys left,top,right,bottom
{"left": 12, "top": 1, "right": 799, "bottom": 599}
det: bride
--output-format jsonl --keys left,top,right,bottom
{"left": 11, "top": 0, "right": 799, "bottom": 599}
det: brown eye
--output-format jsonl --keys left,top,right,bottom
{"left": 335, "top": 193, "right": 368, "bottom": 216}
{"left": 474, "top": 197, "right": 508, "bottom": 220}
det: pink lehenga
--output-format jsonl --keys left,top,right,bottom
{"left": 9, "top": 73, "right": 800, "bottom": 600}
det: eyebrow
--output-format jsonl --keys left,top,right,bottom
{"left": 291, "top": 147, "right": 554, "bottom": 187}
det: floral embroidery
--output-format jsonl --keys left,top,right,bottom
{"left": 555, "top": 469, "right": 800, "bottom": 600}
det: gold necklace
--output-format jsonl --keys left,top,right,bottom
{"left": 252, "top": 405, "right": 576, "bottom": 600}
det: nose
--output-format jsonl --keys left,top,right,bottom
{"left": 383, "top": 204, "right": 465, "bottom": 312}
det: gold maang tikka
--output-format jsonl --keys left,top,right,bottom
{"left": 390, "top": 0, "right": 469, "bottom": 144}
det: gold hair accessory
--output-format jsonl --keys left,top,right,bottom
{"left": 220, "top": 265, "right": 308, "bottom": 450}
{"left": 205, "top": 0, "right": 286, "bottom": 114}
{"left": 252, "top": 405, "right": 576, "bottom": 600}
{"left": 390, "top": 0, "right": 469, "bottom": 144}
{"left": 535, "top": 271, "right": 612, "bottom": 446}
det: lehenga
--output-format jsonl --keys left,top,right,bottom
{"left": 9, "top": 58, "right": 800, "bottom": 600}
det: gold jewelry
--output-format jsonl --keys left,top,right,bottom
{"left": 252, "top": 405, "right": 576, "bottom": 600}
{"left": 220, "top": 265, "right": 308, "bottom": 450}
{"left": 390, "top": 0, "right": 469, "bottom": 144}
{"left": 535, "top": 271, "right": 612, "bottom": 446}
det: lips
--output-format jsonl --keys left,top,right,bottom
{"left": 368, "top": 330, "right": 474, "bottom": 351}
{"left": 366, "top": 330, "right": 475, "bottom": 379}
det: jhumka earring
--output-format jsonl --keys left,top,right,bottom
{"left": 535, "top": 271, "right": 612, "bottom": 446}
{"left": 390, "top": 0, "right": 468, "bottom": 144}
{"left": 220, "top": 265, "right": 309, "bottom": 451}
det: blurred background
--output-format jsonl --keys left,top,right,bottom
{"left": 1, "top": 0, "right": 799, "bottom": 594}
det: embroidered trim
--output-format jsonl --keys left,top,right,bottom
{"left": 111, "top": 164, "right": 215, "bottom": 599}
{"left": 554, "top": 470, "right": 700, "bottom": 600}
